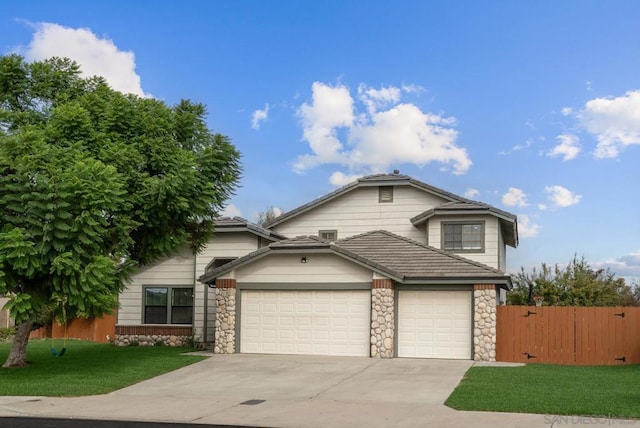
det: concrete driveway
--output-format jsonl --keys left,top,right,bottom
{"left": 0, "top": 354, "right": 546, "bottom": 427}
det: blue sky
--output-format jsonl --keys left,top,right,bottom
{"left": 1, "top": 1, "right": 639, "bottom": 280}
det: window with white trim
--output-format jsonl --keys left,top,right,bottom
{"left": 144, "top": 286, "right": 193, "bottom": 324}
{"left": 442, "top": 222, "right": 484, "bottom": 252}
{"left": 319, "top": 230, "right": 337, "bottom": 241}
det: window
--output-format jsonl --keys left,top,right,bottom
{"left": 379, "top": 186, "right": 394, "bottom": 203}
{"left": 319, "top": 229, "right": 337, "bottom": 241}
{"left": 144, "top": 287, "right": 193, "bottom": 324}
{"left": 442, "top": 222, "right": 484, "bottom": 252}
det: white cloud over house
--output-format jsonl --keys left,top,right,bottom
{"left": 501, "top": 187, "right": 528, "bottom": 207}
{"left": 548, "top": 134, "right": 581, "bottom": 161}
{"left": 22, "top": 22, "right": 148, "bottom": 97}
{"left": 294, "top": 81, "right": 471, "bottom": 177}
{"left": 518, "top": 215, "right": 541, "bottom": 238}
{"left": 220, "top": 203, "right": 242, "bottom": 218}
{"left": 329, "top": 171, "right": 362, "bottom": 187}
{"left": 545, "top": 185, "right": 582, "bottom": 207}
{"left": 251, "top": 103, "right": 270, "bottom": 130}
{"left": 577, "top": 90, "right": 640, "bottom": 159}
{"left": 464, "top": 188, "right": 480, "bottom": 199}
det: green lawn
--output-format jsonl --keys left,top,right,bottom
{"left": 0, "top": 339, "right": 206, "bottom": 396}
{"left": 446, "top": 364, "right": 640, "bottom": 418}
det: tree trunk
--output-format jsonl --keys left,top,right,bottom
{"left": 2, "top": 319, "right": 33, "bottom": 368}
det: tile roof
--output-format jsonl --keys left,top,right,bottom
{"left": 335, "top": 230, "right": 507, "bottom": 280}
{"left": 199, "top": 229, "right": 511, "bottom": 286}
{"left": 214, "top": 216, "right": 285, "bottom": 241}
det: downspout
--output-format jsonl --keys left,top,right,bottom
{"left": 203, "top": 277, "right": 209, "bottom": 349}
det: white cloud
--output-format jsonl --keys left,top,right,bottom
{"left": 577, "top": 90, "right": 640, "bottom": 159}
{"left": 499, "top": 138, "right": 534, "bottom": 155}
{"left": 561, "top": 107, "right": 573, "bottom": 116}
{"left": 401, "top": 83, "right": 426, "bottom": 94}
{"left": 518, "top": 215, "right": 541, "bottom": 238}
{"left": 594, "top": 251, "right": 640, "bottom": 280}
{"left": 501, "top": 187, "right": 529, "bottom": 207}
{"left": 220, "top": 204, "right": 242, "bottom": 218}
{"left": 22, "top": 22, "right": 147, "bottom": 97}
{"left": 464, "top": 188, "right": 480, "bottom": 199}
{"left": 251, "top": 103, "right": 269, "bottom": 130}
{"left": 329, "top": 171, "right": 362, "bottom": 187}
{"left": 547, "top": 134, "right": 581, "bottom": 161}
{"left": 358, "top": 84, "right": 401, "bottom": 115}
{"left": 545, "top": 185, "right": 582, "bottom": 207}
{"left": 537, "top": 203, "right": 548, "bottom": 211}
{"left": 294, "top": 81, "right": 471, "bottom": 176}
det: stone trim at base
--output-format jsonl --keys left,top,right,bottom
{"left": 473, "top": 285, "right": 497, "bottom": 361}
{"left": 371, "top": 279, "right": 394, "bottom": 358}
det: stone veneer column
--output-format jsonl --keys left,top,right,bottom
{"left": 473, "top": 284, "right": 497, "bottom": 361}
{"left": 371, "top": 279, "right": 394, "bottom": 358}
{"left": 214, "top": 278, "right": 236, "bottom": 354}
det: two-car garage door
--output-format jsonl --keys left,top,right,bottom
{"left": 239, "top": 289, "right": 472, "bottom": 359}
{"left": 240, "top": 290, "right": 370, "bottom": 357}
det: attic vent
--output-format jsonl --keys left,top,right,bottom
{"left": 379, "top": 186, "right": 394, "bottom": 203}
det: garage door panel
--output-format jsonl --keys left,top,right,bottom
{"left": 240, "top": 290, "right": 370, "bottom": 357}
{"left": 398, "top": 290, "right": 471, "bottom": 359}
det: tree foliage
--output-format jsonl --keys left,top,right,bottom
{"left": 507, "top": 256, "right": 638, "bottom": 306}
{"left": 255, "top": 205, "right": 281, "bottom": 226}
{"left": 0, "top": 54, "right": 242, "bottom": 366}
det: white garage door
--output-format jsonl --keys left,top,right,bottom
{"left": 240, "top": 290, "right": 370, "bottom": 357}
{"left": 398, "top": 290, "right": 472, "bottom": 359}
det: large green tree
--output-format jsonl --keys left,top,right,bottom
{"left": 0, "top": 55, "right": 241, "bottom": 367}
{"left": 507, "top": 256, "right": 638, "bottom": 306}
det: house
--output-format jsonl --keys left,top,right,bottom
{"left": 0, "top": 297, "right": 12, "bottom": 329}
{"left": 116, "top": 172, "right": 518, "bottom": 361}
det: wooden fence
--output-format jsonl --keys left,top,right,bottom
{"left": 496, "top": 306, "right": 640, "bottom": 365}
{"left": 30, "top": 312, "right": 117, "bottom": 343}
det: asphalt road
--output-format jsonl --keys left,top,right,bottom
{"left": 0, "top": 418, "right": 262, "bottom": 428}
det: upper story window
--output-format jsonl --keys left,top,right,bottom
{"left": 379, "top": 186, "right": 394, "bottom": 203}
{"left": 144, "top": 286, "right": 193, "bottom": 325}
{"left": 442, "top": 222, "right": 484, "bottom": 252}
{"left": 319, "top": 229, "right": 337, "bottom": 241}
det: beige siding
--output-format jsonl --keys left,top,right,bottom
{"left": 427, "top": 215, "right": 500, "bottom": 269}
{"left": 235, "top": 253, "right": 372, "bottom": 284}
{"left": 272, "top": 185, "right": 447, "bottom": 243}
{"left": 119, "top": 232, "right": 262, "bottom": 341}
{"left": 0, "top": 297, "right": 11, "bottom": 328}
{"left": 118, "top": 247, "right": 195, "bottom": 325}
{"left": 193, "top": 232, "right": 261, "bottom": 342}
{"left": 498, "top": 224, "right": 506, "bottom": 271}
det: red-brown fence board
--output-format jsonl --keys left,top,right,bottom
{"left": 30, "top": 311, "right": 117, "bottom": 343}
{"left": 497, "top": 306, "right": 640, "bottom": 365}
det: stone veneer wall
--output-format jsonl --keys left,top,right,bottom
{"left": 214, "top": 278, "right": 236, "bottom": 354}
{"left": 114, "top": 325, "right": 193, "bottom": 347}
{"left": 371, "top": 279, "right": 394, "bottom": 358}
{"left": 473, "top": 284, "right": 497, "bottom": 361}
{"left": 115, "top": 334, "right": 190, "bottom": 347}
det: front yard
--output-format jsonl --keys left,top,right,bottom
{"left": 446, "top": 364, "right": 640, "bottom": 419}
{"left": 0, "top": 339, "right": 206, "bottom": 396}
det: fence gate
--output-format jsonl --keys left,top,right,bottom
{"left": 496, "top": 306, "right": 640, "bottom": 365}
